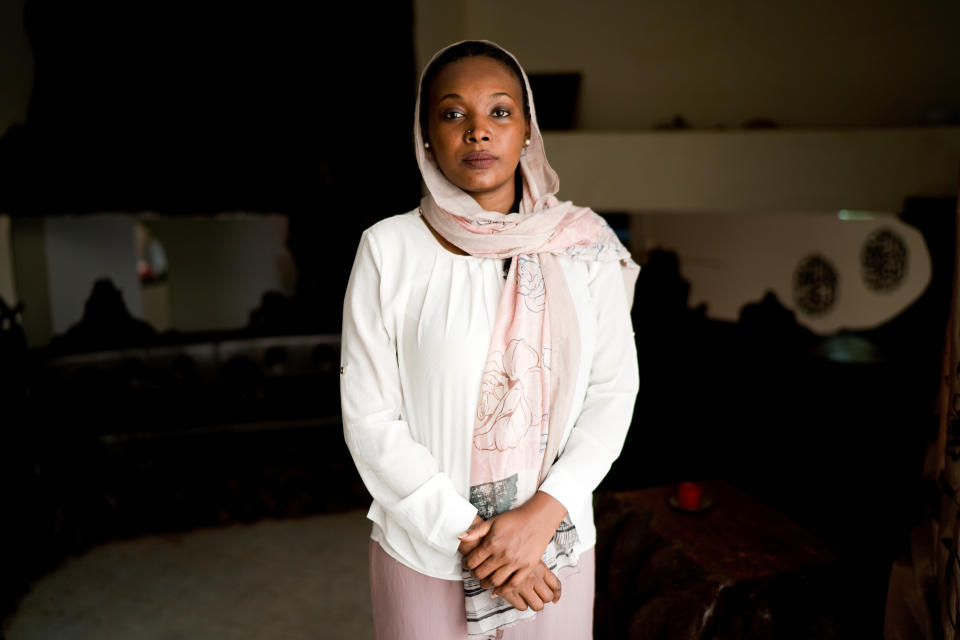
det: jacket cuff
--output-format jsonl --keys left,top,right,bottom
{"left": 538, "top": 467, "right": 590, "bottom": 530}
{"left": 395, "top": 473, "right": 478, "bottom": 556}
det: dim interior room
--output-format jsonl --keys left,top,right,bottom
{"left": 1, "top": 0, "right": 959, "bottom": 638}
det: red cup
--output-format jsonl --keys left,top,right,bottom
{"left": 676, "top": 481, "right": 703, "bottom": 510}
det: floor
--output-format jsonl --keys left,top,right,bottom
{"left": 3, "top": 509, "right": 374, "bottom": 640}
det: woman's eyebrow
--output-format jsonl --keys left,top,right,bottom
{"left": 437, "top": 91, "right": 515, "bottom": 102}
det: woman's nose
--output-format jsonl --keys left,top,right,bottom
{"left": 464, "top": 123, "right": 491, "bottom": 143}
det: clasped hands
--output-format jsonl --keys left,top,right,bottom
{"left": 457, "top": 491, "right": 567, "bottom": 613}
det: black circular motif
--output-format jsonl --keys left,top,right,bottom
{"left": 793, "top": 254, "right": 838, "bottom": 316}
{"left": 861, "top": 227, "right": 907, "bottom": 292}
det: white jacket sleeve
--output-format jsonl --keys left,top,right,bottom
{"left": 538, "top": 259, "right": 639, "bottom": 529}
{"left": 340, "top": 230, "right": 478, "bottom": 556}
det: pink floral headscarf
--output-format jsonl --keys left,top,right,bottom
{"left": 414, "top": 40, "right": 639, "bottom": 636}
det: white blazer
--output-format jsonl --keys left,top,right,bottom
{"left": 340, "top": 210, "right": 639, "bottom": 580}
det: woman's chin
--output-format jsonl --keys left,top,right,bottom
{"left": 457, "top": 180, "right": 511, "bottom": 200}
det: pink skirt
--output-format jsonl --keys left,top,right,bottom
{"left": 369, "top": 540, "right": 595, "bottom": 639}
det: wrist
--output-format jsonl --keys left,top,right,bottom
{"left": 526, "top": 491, "right": 568, "bottom": 531}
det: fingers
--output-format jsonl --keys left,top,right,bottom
{"left": 496, "top": 588, "right": 527, "bottom": 612}
{"left": 470, "top": 554, "right": 500, "bottom": 580}
{"left": 493, "top": 584, "right": 543, "bottom": 613}
{"left": 457, "top": 537, "right": 481, "bottom": 556}
{"left": 519, "top": 586, "right": 545, "bottom": 612}
{"left": 543, "top": 568, "right": 562, "bottom": 602}
{"left": 473, "top": 553, "right": 526, "bottom": 583}
{"left": 458, "top": 517, "right": 492, "bottom": 543}
{"left": 488, "top": 568, "right": 559, "bottom": 613}
{"left": 532, "top": 580, "right": 555, "bottom": 605}
{"left": 528, "top": 564, "right": 558, "bottom": 605}
{"left": 465, "top": 546, "right": 493, "bottom": 573}
{"left": 482, "top": 565, "right": 521, "bottom": 591}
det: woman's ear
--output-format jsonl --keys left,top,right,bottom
{"left": 524, "top": 117, "right": 532, "bottom": 145}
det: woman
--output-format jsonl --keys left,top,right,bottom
{"left": 341, "top": 40, "right": 639, "bottom": 639}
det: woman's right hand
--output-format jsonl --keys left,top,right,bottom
{"left": 492, "top": 561, "right": 561, "bottom": 612}
{"left": 458, "top": 515, "right": 485, "bottom": 556}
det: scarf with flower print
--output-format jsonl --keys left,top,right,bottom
{"left": 415, "top": 40, "right": 639, "bottom": 637}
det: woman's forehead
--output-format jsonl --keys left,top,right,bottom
{"left": 430, "top": 56, "right": 522, "bottom": 99}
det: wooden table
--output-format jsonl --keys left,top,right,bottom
{"left": 593, "top": 480, "right": 842, "bottom": 639}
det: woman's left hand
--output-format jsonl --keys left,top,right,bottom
{"left": 459, "top": 492, "right": 567, "bottom": 589}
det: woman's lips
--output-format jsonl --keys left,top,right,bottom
{"left": 462, "top": 151, "right": 496, "bottom": 170}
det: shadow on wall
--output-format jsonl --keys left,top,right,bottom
{"left": 52, "top": 279, "right": 157, "bottom": 354}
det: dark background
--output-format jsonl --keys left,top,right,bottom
{"left": 0, "top": 0, "right": 423, "bottom": 621}
{"left": 0, "top": 1, "right": 421, "bottom": 331}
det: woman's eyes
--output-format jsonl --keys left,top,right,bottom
{"left": 441, "top": 108, "right": 511, "bottom": 120}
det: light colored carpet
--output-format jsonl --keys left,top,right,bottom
{"left": 3, "top": 509, "right": 374, "bottom": 640}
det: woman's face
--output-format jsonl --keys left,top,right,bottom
{"left": 425, "top": 56, "right": 531, "bottom": 213}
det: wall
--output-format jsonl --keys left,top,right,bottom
{"left": 542, "top": 126, "right": 960, "bottom": 213}
{"left": 144, "top": 215, "right": 295, "bottom": 333}
{"left": 414, "top": 0, "right": 465, "bottom": 82}
{"left": 0, "top": 215, "right": 15, "bottom": 306}
{"left": 541, "top": 126, "right": 957, "bottom": 333}
{"left": 10, "top": 217, "right": 52, "bottom": 347}
{"left": 44, "top": 215, "right": 143, "bottom": 336}
{"left": 7, "top": 214, "right": 298, "bottom": 346}
{"left": 416, "top": 0, "right": 960, "bottom": 130}
{"left": 0, "top": 0, "right": 31, "bottom": 137}
{"left": 635, "top": 211, "right": 931, "bottom": 334}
